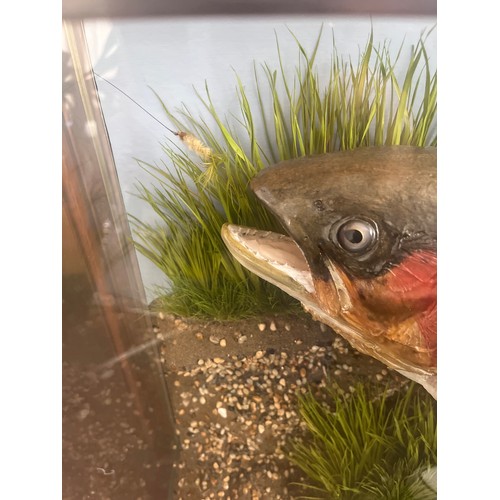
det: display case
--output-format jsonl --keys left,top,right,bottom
{"left": 63, "top": 2, "right": 437, "bottom": 498}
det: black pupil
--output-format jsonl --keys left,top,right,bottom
{"left": 345, "top": 229, "right": 363, "bottom": 244}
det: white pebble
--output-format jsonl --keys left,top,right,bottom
{"left": 217, "top": 407, "right": 228, "bottom": 418}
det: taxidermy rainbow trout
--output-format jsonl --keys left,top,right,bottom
{"left": 222, "top": 147, "right": 437, "bottom": 398}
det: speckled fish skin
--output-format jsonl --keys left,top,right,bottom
{"left": 222, "top": 146, "right": 437, "bottom": 398}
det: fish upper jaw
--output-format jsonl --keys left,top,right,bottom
{"left": 221, "top": 224, "right": 314, "bottom": 300}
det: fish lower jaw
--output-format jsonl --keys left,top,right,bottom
{"left": 221, "top": 224, "right": 314, "bottom": 297}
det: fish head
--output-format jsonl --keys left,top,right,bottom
{"left": 222, "top": 147, "right": 437, "bottom": 397}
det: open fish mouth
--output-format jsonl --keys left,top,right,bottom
{"left": 221, "top": 225, "right": 314, "bottom": 299}
{"left": 222, "top": 222, "right": 437, "bottom": 398}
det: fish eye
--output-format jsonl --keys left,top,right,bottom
{"left": 332, "top": 218, "right": 377, "bottom": 253}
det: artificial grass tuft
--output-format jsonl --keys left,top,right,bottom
{"left": 289, "top": 383, "right": 437, "bottom": 499}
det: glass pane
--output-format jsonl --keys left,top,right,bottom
{"left": 63, "top": 21, "right": 177, "bottom": 499}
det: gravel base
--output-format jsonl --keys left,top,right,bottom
{"left": 158, "top": 314, "right": 405, "bottom": 499}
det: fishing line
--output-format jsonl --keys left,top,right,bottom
{"left": 93, "top": 71, "right": 179, "bottom": 136}
{"left": 93, "top": 71, "right": 214, "bottom": 162}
